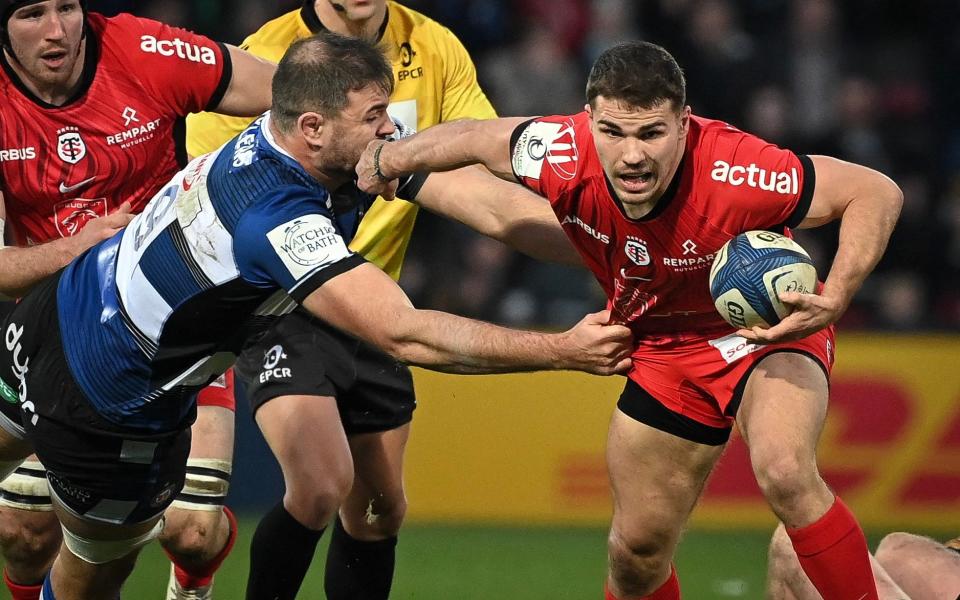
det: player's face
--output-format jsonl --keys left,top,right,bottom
{"left": 320, "top": 0, "right": 384, "bottom": 22}
{"left": 587, "top": 97, "right": 690, "bottom": 212}
{"left": 321, "top": 84, "right": 395, "bottom": 176}
{"left": 6, "top": 0, "right": 84, "bottom": 89}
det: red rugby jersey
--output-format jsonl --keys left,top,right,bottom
{"left": 510, "top": 113, "right": 814, "bottom": 338}
{"left": 0, "top": 12, "right": 230, "bottom": 245}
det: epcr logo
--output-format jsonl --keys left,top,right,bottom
{"left": 263, "top": 345, "right": 286, "bottom": 370}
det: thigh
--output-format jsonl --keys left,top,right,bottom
{"left": 607, "top": 407, "right": 724, "bottom": 546}
{"left": 254, "top": 394, "right": 351, "bottom": 489}
{"left": 736, "top": 351, "right": 829, "bottom": 466}
{"left": 876, "top": 533, "right": 960, "bottom": 600}
{"left": 186, "top": 405, "right": 235, "bottom": 461}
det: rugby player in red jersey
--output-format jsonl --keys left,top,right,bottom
{"left": 357, "top": 41, "right": 903, "bottom": 600}
{"left": 0, "top": 1, "right": 274, "bottom": 598}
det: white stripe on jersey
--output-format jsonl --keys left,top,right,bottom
{"left": 124, "top": 265, "right": 171, "bottom": 343}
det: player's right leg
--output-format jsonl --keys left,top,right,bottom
{"left": 605, "top": 380, "right": 726, "bottom": 599}
{"left": 765, "top": 523, "right": 909, "bottom": 600}
{"left": 875, "top": 532, "right": 960, "bottom": 599}
{"left": 0, "top": 456, "right": 60, "bottom": 600}
{"left": 247, "top": 394, "right": 352, "bottom": 600}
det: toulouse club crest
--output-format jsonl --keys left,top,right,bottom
{"left": 56, "top": 126, "right": 87, "bottom": 164}
{"left": 54, "top": 198, "right": 107, "bottom": 237}
{"left": 624, "top": 238, "right": 650, "bottom": 266}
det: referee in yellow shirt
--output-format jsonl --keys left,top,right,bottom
{"left": 186, "top": 2, "right": 497, "bottom": 598}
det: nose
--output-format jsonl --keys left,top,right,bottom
{"left": 43, "top": 11, "right": 67, "bottom": 41}
{"left": 621, "top": 138, "right": 646, "bottom": 166}
{"left": 379, "top": 117, "right": 397, "bottom": 138}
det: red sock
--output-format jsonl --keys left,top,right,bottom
{"left": 786, "top": 496, "right": 878, "bottom": 600}
{"left": 604, "top": 565, "right": 680, "bottom": 600}
{"left": 165, "top": 506, "right": 239, "bottom": 589}
{"left": 3, "top": 569, "right": 42, "bottom": 600}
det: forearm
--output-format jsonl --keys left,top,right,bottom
{"left": 0, "top": 238, "right": 82, "bottom": 296}
{"left": 387, "top": 308, "right": 567, "bottom": 374}
{"left": 822, "top": 186, "right": 902, "bottom": 309}
{"left": 379, "top": 117, "right": 527, "bottom": 181}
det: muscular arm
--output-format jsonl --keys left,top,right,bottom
{"left": 209, "top": 45, "right": 275, "bottom": 117}
{"left": 0, "top": 196, "right": 133, "bottom": 297}
{"left": 358, "top": 117, "right": 532, "bottom": 193}
{"left": 301, "top": 262, "right": 628, "bottom": 375}
{"left": 740, "top": 155, "right": 902, "bottom": 342}
{"left": 412, "top": 167, "right": 583, "bottom": 267}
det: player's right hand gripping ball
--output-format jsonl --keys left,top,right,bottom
{"left": 709, "top": 230, "right": 818, "bottom": 329}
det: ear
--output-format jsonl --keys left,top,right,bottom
{"left": 297, "top": 112, "right": 325, "bottom": 146}
{"left": 678, "top": 105, "right": 691, "bottom": 136}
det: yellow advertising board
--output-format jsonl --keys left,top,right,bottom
{"left": 404, "top": 334, "right": 960, "bottom": 530}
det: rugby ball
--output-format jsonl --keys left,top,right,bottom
{"left": 708, "top": 231, "right": 817, "bottom": 329}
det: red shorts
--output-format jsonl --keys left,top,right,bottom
{"left": 624, "top": 327, "right": 835, "bottom": 434}
{"left": 196, "top": 368, "right": 235, "bottom": 411}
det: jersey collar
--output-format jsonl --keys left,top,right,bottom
{"left": 606, "top": 155, "right": 686, "bottom": 223}
{"left": 300, "top": 1, "right": 390, "bottom": 42}
{"left": 0, "top": 24, "right": 100, "bottom": 109}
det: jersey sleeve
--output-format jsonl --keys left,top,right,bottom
{"left": 233, "top": 187, "right": 366, "bottom": 303}
{"left": 185, "top": 34, "right": 290, "bottom": 158}
{"left": 509, "top": 117, "right": 576, "bottom": 200}
{"left": 437, "top": 26, "right": 497, "bottom": 122}
{"left": 115, "top": 14, "right": 232, "bottom": 118}
{"left": 702, "top": 126, "right": 815, "bottom": 231}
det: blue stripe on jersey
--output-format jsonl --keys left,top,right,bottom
{"left": 138, "top": 225, "right": 206, "bottom": 309}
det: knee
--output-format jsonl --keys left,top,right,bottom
{"left": 607, "top": 526, "right": 673, "bottom": 591}
{"left": 0, "top": 509, "right": 61, "bottom": 566}
{"left": 875, "top": 532, "right": 921, "bottom": 571}
{"left": 753, "top": 452, "right": 819, "bottom": 509}
{"left": 284, "top": 471, "right": 354, "bottom": 531}
{"left": 159, "top": 509, "right": 223, "bottom": 561}
{"left": 344, "top": 491, "right": 407, "bottom": 539}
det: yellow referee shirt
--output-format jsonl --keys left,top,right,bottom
{"left": 185, "top": 1, "right": 497, "bottom": 279}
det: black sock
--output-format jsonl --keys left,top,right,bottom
{"left": 324, "top": 516, "right": 398, "bottom": 600}
{"left": 246, "top": 502, "right": 325, "bottom": 600}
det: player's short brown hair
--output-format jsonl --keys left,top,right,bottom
{"left": 586, "top": 41, "right": 686, "bottom": 111}
{"left": 271, "top": 31, "right": 394, "bottom": 133}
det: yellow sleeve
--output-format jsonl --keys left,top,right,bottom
{"left": 438, "top": 26, "right": 497, "bottom": 122}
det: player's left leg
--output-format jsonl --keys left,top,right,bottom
{"left": 738, "top": 350, "right": 878, "bottom": 600}
{"left": 324, "top": 423, "right": 410, "bottom": 600}
{"left": 160, "top": 399, "right": 237, "bottom": 600}
{"left": 765, "top": 523, "right": 909, "bottom": 600}
{"left": 875, "top": 532, "right": 960, "bottom": 599}
{"left": 0, "top": 459, "right": 60, "bottom": 600}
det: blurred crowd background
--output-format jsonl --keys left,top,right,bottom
{"left": 94, "top": 0, "right": 960, "bottom": 331}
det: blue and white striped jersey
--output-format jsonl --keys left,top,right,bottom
{"left": 55, "top": 113, "right": 379, "bottom": 432}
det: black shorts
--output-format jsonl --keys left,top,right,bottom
{"left": 235, "top": 307, "right": 416, "bottom": 434}
{"left": 0, "top": 275, "right": 191, "bottom": 525}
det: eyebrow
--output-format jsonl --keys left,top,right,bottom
{"left": 597, "top": 119, "right": 665, "bottom": 132}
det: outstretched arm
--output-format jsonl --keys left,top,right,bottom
{"left": 411, "top": 166, "right": 582, "bottom": 267}
{"left": 357, "top": 117, "right": 532, "bottom": 197}
{"left": 301, "top": 262, "right": 629, "bottom": 375}
{"left": 0, "top": 197, "right": 134, "bottom": 297}
{"left": 739, "top": 155, "right": 903, "bottom": 342}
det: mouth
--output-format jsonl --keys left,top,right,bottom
{"left": 618, "top": 170, "right": 654, "bottom": 193}
{"left": 39, "top": 49, "right": 68, "bottom": 69}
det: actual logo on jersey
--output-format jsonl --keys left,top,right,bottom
{"left": 139, "top": 35, "right": 217, "bottom": 65}
{"left": 259, "top": 344, "right": 291, "bottom": 383}
{"left": 54, "top": 198, "right": 107, "bottom": 237}
{"left": 0, "top": 147, "right": 36, "bottom": 162}
{"left": 56, "top": 127, "right": 86, "bottom": 164}
{"left": 267, "top": 214, "right": 350, "bottom": 280}
{"left": 560, "top": 215, "right": 610, "bottom": 244}
{"left": 624, "top": 237, "right": 650, "bottom": 266}
{"left": 710, "top": 160, "right": 798, "bottom": 195}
